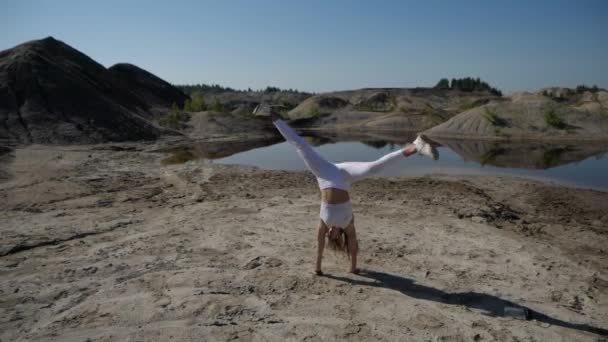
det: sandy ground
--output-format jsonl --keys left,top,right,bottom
{"left": 1, "top": 141, "right": 607, "bottom": 341}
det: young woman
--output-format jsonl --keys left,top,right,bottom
{"left": 258, "top": 107, "right": 437, "bottom": 275}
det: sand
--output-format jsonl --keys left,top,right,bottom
{"left": 1, "top": 141, "right": 607, "bottom": 341}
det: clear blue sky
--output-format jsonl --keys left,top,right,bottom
{"left": 2, "top": 0, "right": 607, "bottom": 93}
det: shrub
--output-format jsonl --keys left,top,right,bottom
{"left": 209, "top": 98, "right": 225, "bottom": 112}
{"left": 159, "top": 103, "right": 189, "bottom": 129}
{"left": 482, "top": 108, "right": 506, "bottom": 127}
{"left": 544, "top": 109, "right": 565, "bottom": 129}
{"left": 183, "top": 92, "right": 206, "bottom": 112}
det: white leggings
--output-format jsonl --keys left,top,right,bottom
{"left": 273, "top": 120, "right": 405, "bottom": 187}
{"left": 273, "top": 119, "right": 406, "bottom": 227}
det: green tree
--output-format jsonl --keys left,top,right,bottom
{"left": 435, "top": 78, "right": 450, "bottom": 89}
{"left": 447, "top": 77, "right": 502, "bottom": 96}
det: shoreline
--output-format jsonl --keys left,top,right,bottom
{"left": 1, "top": 143, "right": 607, "bottom": 341}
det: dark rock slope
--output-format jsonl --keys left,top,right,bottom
{"left": 109, "top": 63, "right": 188, "bottom": 113}
{"left": 0, "top": 37, "right": 186, "bottom": 145}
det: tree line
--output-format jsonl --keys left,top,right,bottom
{"left": 175, "top": 84, "right": 312, "bottom": 96}
{"left": 434, "top": 77, "right": 502, "bottom": 96}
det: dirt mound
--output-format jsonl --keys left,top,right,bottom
{"left": 354, "top": 91, "right": 394, "bottom": 112}
{"left": 287, "top": 88, "right": 498, "bottom": 131}
{"left": 318, "top": 96, "right": 349, "bottom": 109}
{"left": 425, "top": 91, "right": 608, "bottom": 141}
{"left": 108, "top": 63, "right": 188, "bottom": 114}
{"left": 0, "top": 37, "right": 178, "bottom": 145}
{"left": 184, "top": 111, "right": 278, "bottom": 139}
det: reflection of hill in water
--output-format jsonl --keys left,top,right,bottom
{"left": 431, "top": 138, "right": 608, "bottom": 169}
{"left": 301, "top": 130, "right": 418, "bottom": 148}
{"left": 301, "top": 131, "right": 608, "bottom": 170}
{"left": 160, "top": 131, "right": 608, "bottom": 171}
{"left": 159, "top": 137, "right": 281, "bottom": 164}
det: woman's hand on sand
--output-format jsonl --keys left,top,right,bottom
{"left": 402, "top": 143, "right": 417, "bottom": 157}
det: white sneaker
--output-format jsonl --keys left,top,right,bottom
{"left": 413, "top": 135, "right": 439, "bottom": 160}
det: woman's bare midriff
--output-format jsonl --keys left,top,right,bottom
{"left": 321, "top": 187, "right": 350, "bottom": 204}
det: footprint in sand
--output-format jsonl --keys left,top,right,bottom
{"left": 242, "top": 256, "right": 283, "bottom": 270}
{"left": 410, "top": 313, "right": 444, "bottom": 329}
{"left": 155, "top": 296, "right": 171, "bottom": 308}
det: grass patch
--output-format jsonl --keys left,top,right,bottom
{"left": 544, "top": 109, "right": 566, "bottom": 129}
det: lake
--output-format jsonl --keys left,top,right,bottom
{"left": 163, "top": 131, "right": 608, "bottom": 191}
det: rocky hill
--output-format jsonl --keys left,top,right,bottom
{"left": 183, "top": 111, "right": 277, "bottom": 139}
{"left": 109, "top": 63, "right": 188, "bottom": 114}
{"left": 0, "top": 37, "right": 187, "bottom": 145}
{"left": 286, "top": 88, "right": 500, "bottom": 132}
{"left": 424, "top": 89, "right": 608, "bottom": 141}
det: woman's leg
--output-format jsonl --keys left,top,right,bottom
{"left": 344, "top": 221, "right": 359, "bottom": 273}
{"left": 336, "top": 143, "right": 421, "bottom": 182}
{"left": 316, "top": 220, "right": 328, "bottom": 274}
{"left": 336, "top": 148, "right": 407, "bottom": 182}
{"left": 273, "top": 119, "right": 338, "bottom": 178}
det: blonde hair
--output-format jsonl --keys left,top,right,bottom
{"left": 327, "top": 228, "right": 352, "bottom": 259}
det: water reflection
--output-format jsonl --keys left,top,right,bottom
{"left": 429, "top": 137, "right": 608, "bottom": 169}
{"left": 156, "top": 131, "right": 608, "bottom": 190}
{"left": 301, "top": 131, "right": 608, "bottom": 171}
{"left": 302, "top": 129, "right": 418, "bottom": 147}
{"left": 171, "top": 131, "right": 608, "bottom": 171}
{"left": 158, "top": 137, "right": 282, "bottom": 165}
